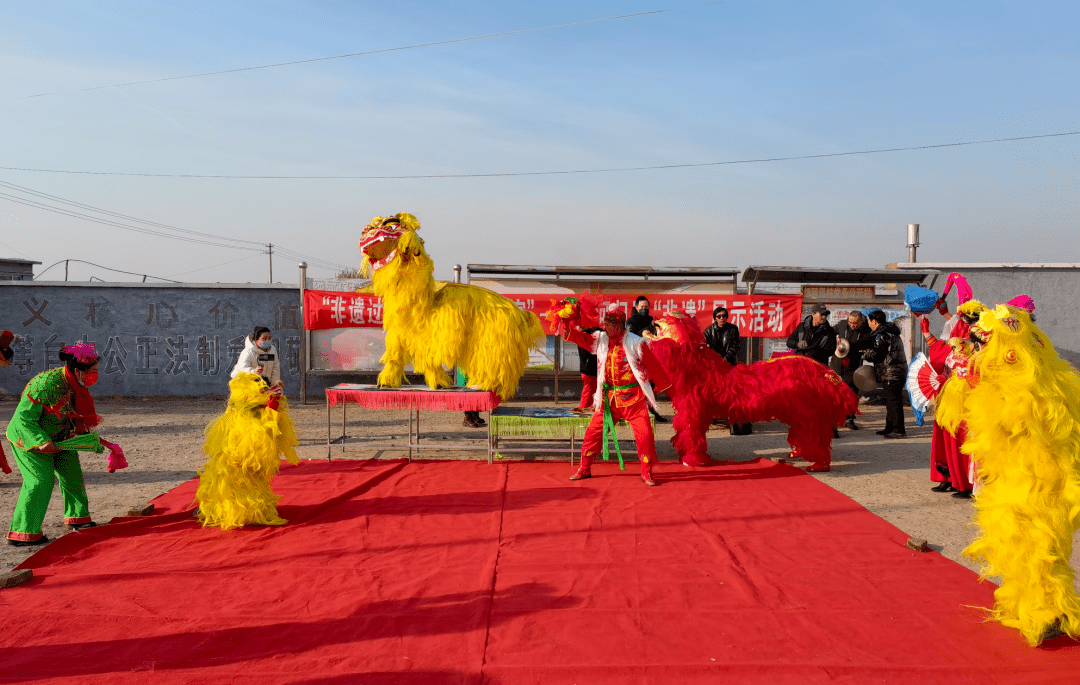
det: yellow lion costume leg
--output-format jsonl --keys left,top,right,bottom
{"left": 938, "top": 302, "right": 1080, "bottom": 645}
{"left": 196, "top": 374, "right": 300, "bottom": 530}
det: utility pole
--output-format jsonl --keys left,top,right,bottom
{"left": 299, "top": 262, "right": 308, "bottom": 404}
{"left": 64, "top": 260, "right": 69, "bottom": 281}
{"left": 268, "top": 244, "right": 273, "bottom": 283}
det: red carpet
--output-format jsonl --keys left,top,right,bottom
{"left": 2, "top": 458, "right": 1078, "bottom": 684}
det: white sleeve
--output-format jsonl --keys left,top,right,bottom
{"left": 941, "top": 317, "right": 959, "bottom": 340}
{"left": 231, "top": 346, "right": 260, "bottom": 378}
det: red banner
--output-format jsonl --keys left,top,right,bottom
{"left": 304, "top": 289, "right": 803, "bottom": 338}
{"left": 502, "top": 293, "right": 804, "bottom": 338}
{"left": 305, "top": 290, "right": 384, "bottom": 330}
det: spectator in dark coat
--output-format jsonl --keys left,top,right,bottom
{"left": 703, "top": 306, "right": 752, "bottom": 434}
{"left": 787, "top": 303, "right": 836, "bottom": 366}
{"left": 833, "top": 310, "right": 873, "bottom": 430}
{"left": 626, "top": 296, "right": 667, "bottom": 423}
{"left": 703, "top": 306, "right": 741, "bottom": 365}
{"left": 627, "top": 296, "right": 657, "bottom": 337}
{"left": 864, "top": 309, "right": 909, "bottom": 438}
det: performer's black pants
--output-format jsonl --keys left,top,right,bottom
{"left": 883, "top": 380, "right": 906, "bottom": 435}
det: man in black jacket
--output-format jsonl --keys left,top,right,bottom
{"left": 703, "top": 306, "right": 740, "bottom": 365}
{"left": 703, "top": 306, "right": 751, "bottom": 434}
{"left": 787, "top": 303, "right": 836, "bottom": 366}
{"left": 626, "top": 296, "right": 667, "bottom": 423}
{"left": 627, "top": 296, "right": 656, "bottom": 336}
{"left": 833, "top": 310, "right": 873, "bottom": 430}
{"left": 864, "top": 309, "right": 909, "bottom": 438}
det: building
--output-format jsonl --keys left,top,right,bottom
{"left": 0, "top": 258, "right": 40, "bottom": 281}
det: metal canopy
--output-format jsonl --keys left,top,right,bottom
{"left": 468, "top": 264, "right": 739, "bottom": 281}
{"left": 742, "top": 266, "right": 939, "bottom": 285}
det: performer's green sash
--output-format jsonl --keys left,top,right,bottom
{"left": 601, "top": 383, "right": 637, "bottom": 470}
{"left": 53, "top": 432, "right": 105, "bottom": 453}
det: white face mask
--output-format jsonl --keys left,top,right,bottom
{"left": 258, "top": 340, "right": 272, "bottom": 350}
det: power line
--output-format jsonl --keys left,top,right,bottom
{"left": 167, "top": 252, "right": 266, "bottom": 277}
{"left": 0, "top": 192, "right": 263, "bottom": 251}
{"left": 0, "top": 238, "right": 31, "bottom": 258}
{"left": 271, "top": 245, "right": 354, "bottom": 272}
{"left": 0, "top": 178, "right": 355, "bottom": 273}
{"left": 1, "top": 7, "right": 681, "bottom": 103}
{"left": 0, "top": 179, "right": 264, "bottom": 245}
{"left": 35, "top": 258, "right": 180, "bottom": 283}
{"left": 0, "top": 130, "right": 1075, "bottom": 179}
{"left": 272, "top": 244, "right": 350, "bottom": 265}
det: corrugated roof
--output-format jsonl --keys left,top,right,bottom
{"left": 467, "top": 265, "right": 739, "bottom": 280}
{"left": 742, "top": 266, "right": 939, "bottom": 285}
{"left": 894, "top": 262, "right": 1080, "bottom": 270}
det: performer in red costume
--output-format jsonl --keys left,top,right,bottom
{"left": 920, "top": 273, "right": 976, "bottom": 497}
{"left": 570, "top": 305, "right": 671, "bottom": 486}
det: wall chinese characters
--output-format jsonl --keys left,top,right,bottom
{"left": 21, "top": 298, "right": 51, "bottom": 327}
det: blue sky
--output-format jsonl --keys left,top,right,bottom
{"left": 1, "top": 1, "right": 1078, "bottom": 282}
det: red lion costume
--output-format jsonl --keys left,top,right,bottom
{"left": 648, "top": 313, "right": 859, "bottom": 471}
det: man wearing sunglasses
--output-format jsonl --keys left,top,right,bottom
{"left": 703, "top": 306, "right": 752, "bottom": 435}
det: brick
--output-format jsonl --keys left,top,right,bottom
{"left": 906, "top": 537, "right": 929, "bottom": 553}
{"left": 0, "top": 569, "right": 33, "bottom": 589}
{"left": 126, "top": 503, "right": 155, "bottom": 517}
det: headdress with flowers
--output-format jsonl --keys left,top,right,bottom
{"left": 62, "top": 342, "right": 98, "bottom": 364}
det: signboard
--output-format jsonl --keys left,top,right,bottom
{"left": 304, "top": 289, "right": 803, "bottom": 338}
{"left": 802, "top": 285, "right": 876, "bottom": 303}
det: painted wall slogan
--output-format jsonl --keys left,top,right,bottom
{"left": 1, "top": 285, "right": 302, "bottom": 397}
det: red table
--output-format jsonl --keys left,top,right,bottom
{"left": 325, "top": 384, "right": 500, "bottom": 462}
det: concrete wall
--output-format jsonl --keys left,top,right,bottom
{"left": 0, "top": 282, "right": 304, "bottom": 398}
{"left": 0, "top": 281, "right": 577, "bottom": 402}
{"left": 897, "top": 265, "right": 1080, "bottom": 367}
{"left": 12, "top": 265, "right": 1071, "bottom": 401}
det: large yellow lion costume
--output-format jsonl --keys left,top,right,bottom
{"left": 937, "top": 300, "right": 1080, "bottom": 645}
{"left": 196, "top": 373, "right": 300, "bottom": 529}
{"left": 358, "top": 213, "right": 544, "bottom": 400}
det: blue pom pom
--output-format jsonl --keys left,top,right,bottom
{"left": 905, "top": 285, "right": 940, "bottom": 314}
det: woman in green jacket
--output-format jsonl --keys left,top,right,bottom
{"left": 6, "top": 342, "right": 102, "bottom": 546}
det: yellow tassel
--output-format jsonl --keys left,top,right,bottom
{"left": 196, "top": 373, "right": 300, "bottom": 530}
{"left": 938, "top": 301, "right": 1080, "bottom": 645}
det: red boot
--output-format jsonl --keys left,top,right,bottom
{"left": 641, "top": 455, "right": 657, "bottom": 486}
{"left": 569, "top": 465, "right": 592, "bottom": 481}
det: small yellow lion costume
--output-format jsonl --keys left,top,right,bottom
{"left": 358, "top": 213, "right": 544, "bottom": 400}
{"left": 196, "top": 373, "right": 300, "bottom": 529}
{"left": 937, "top": 301, "right": 1080, "bottom": 645}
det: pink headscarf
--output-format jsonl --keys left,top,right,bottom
{"left": 942, "top": 273, "right": 973, "bottom": 305}
{"left": 62, "top": 341, "right": 98, "bottom": 364}
{"left": 1006, "top": 295, "right": 1035, "bottom": 314}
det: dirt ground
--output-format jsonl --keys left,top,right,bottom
{"left": 3, "top": 396, "right": 1078, "bottom": 589}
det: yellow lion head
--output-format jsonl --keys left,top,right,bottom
{"left": 227, "top": 372, "right": 279, "bottom": 412}
{"left": 358, "top": 212, "right": 431, "bottom": 285}
{"left": 961, "top": 300, "right": 1052, "bottom": 380}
